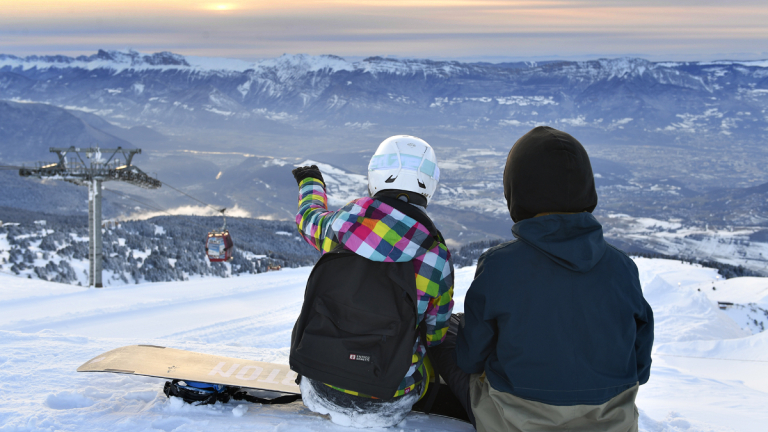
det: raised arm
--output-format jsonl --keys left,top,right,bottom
{"left": 293, "top": 166, "right": 339, "bottom": 253}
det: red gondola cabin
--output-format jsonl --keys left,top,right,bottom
{"left": 206, "top": 231, "right": 234, "bottom": 262}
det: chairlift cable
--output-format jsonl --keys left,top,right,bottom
{"left": 103, "top": 187, "right": 171, "bottom": 215}
{"left": 102, "top": 187, "right": 173, "bottom": 216}
{"left": 158, "top": 180, "right": 226, "bottom": 214}
{"left": 152, "top": 180, "right": 233, "bottom": 262}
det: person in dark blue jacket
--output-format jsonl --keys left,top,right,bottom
{"left": 428, "top": 126, "right": 653, "bottom": 432}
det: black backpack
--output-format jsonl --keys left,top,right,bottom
{"left": 290, "top": 246, "right": 419, "bottom": 399}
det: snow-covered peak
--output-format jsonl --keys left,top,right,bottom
{"left": 257, "top": 54, "right": 354, "bottom": 74}
{"left": 0, "top": 50, "right": 468, "bottom": 78}
{"left": 549, "top": 57, "right": 659, "bottom": 80}
{"left": 358, "top": 56, "right": 470, "bottom": 77}
{"left": 3, "top": 49, "right": 766, "bottom": 80}
{"left": 595, "top": 57, "right": 656, "bottom": 77}
{"left": 0, "top": 50, "right": 358, "bottom": 77}
{"left": 95, "top": 49, "right": 190, "bottom": 67}
{"left": 0, "top": 49, "right": 191, "bottom": 72}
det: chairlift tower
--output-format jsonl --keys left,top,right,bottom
{"left": 20, "top": 147, "right": 160, "bottom": 287}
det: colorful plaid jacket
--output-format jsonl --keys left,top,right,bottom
{"left": 296, "top": 177, "right": 455, "bottom": 397}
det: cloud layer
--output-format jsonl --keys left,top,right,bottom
{"left": 2, "top": 1, "right": 767, "bottom": 61}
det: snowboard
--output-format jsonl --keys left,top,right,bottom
{"left": 77, "top": 345, "right": 470, "bottom": 423}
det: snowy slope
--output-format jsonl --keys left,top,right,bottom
{"left": 1, "top": 259, "right": 767, "bottom": 431}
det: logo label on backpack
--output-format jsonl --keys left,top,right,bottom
{"left": 349, "top": 353, "right": 371, "bottom": 363}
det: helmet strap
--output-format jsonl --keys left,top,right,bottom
{"left": 374, "top": 189, "right": 428, "bottom": 208}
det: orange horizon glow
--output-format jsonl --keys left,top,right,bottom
{"left": 206, "top": 4, "right": 236, "bottom": 11}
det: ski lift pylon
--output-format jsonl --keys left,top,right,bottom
{"left": 205, "top": 208, "right": 234, "bottom": 262}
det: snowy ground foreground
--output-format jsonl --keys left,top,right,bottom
{"left": 1, "top": 259, "right": 767, "bottom": 431}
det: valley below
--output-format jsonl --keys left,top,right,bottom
{"left": 1, "top": 50, "right": 767, "bottom": 275}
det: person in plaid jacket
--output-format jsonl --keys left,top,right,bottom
{"left": 291, "top": 136, "right": 454, "bottom": 427}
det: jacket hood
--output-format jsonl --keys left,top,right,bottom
{"left": 504, "top": 126, "right": 598, "bottom": 222}
{"left": 512, "top": 213, "right": 606, "bottom": 273}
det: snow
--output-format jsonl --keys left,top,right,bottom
{"left": 0, "top": 258, "right": 767, "bottom": 431}
{"left": 0, "top": 51, "right": 347, "bottom": 77}
{"left": 431, "top": 96, "right": 556, "bottom": 108}
{"left": 0, "top": 51, "right": 458, "bottom": 80}
{"left": 641, "top": 274, "right": 747, "bottom": 343}
{"left": 0, "top": 49, "right": 468, "bottom": 80}
{"left": 301, "top": 377, "right": 419, "bottom": 428}
{"left": 699, "top": 277, "right": 768, "bottom": 307}
{"left": 259, "top": 54, "right": 354, "bottom": 77}
{"left": 558, "top": 115, "right": 589, "bottom": 127}
{"left": 698, "top": 60, "right": 768, "bottom": 68}
{"left": 606, "top": 215, "right": 768, "bottom": 275}
{"left": 694, "top": 277, "right": 768, "bottom": 334}
{"left": 205, "top": 107, "right": 234, "bottom": 116}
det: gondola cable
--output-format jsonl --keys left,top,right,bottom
{"left": 154, "top": 180, "right": 234, "bottom": 262}
{"left": 109, "top": 180, "right": 234, "bottom": 263}
{"left": 158, "top": 181, "right": 224, "bottom": 213}
{"left": 102, "top": 187, "right": 173, "bottom": 216}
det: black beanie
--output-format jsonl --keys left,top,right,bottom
{"left": 503, "top": 126, "right": 597, "bottom": 223}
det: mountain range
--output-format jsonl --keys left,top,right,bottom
{"left": 1, "top": 50, "right": 767, "bottom": 273}
{"left": 2, "top": 49, "right": 767, "bottom": 150}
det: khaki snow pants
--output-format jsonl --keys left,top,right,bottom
{"left": 469, "top": 374, "right": 639, "bottom": 432}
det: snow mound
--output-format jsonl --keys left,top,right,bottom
{"left": 232, "top": 404, "right": 249, "bottom": 417}
{"left": 655, "top": 329, "right": 768, "bottom": 362}
{"left": 642, "top": 275, "right": 748, "bottom": 343}
{"left": 699, "top": 276, "right": 768, "bottom": 308}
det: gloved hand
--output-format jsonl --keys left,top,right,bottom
{"left": 291, "top": 165, "right": 325, "bottom": 186}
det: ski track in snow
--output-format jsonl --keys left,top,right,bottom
{"left": 1, "top": 260, "right": 767, "bottom": 431}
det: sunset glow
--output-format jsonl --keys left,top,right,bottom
{"left": 205, "top": 3, "right": 236, "bottom": 11}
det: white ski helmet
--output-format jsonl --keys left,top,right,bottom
{"left": 368, "top": 135, "right": 440, "bottom": 205}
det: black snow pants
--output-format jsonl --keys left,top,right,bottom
{"left": 427, "top": 313, "right": 477, "bottom": 428}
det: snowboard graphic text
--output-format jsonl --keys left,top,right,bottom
{"left": 77, "top": 345, "right": 301, "bottom": 394}
{"left": 208, "top": 361, "right": 298, "bottom": 387}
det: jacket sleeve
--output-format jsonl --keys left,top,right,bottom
{"left": 635, "top": 296, "right": 654, "bottom": 385}
{"left": 626, "top": 261, "right": 654, "bottom": 385}
{"left": 456, "top": 253, "right": 498, "bottom": 374}
{"left": 295, "top": 177, "right": 340, "bottom": 253}
{"left": 423, "top": 251, "right": 455, "bottom": 347}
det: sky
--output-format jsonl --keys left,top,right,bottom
{"left": 1, "top": 0, "right": 767, "bottom": 62}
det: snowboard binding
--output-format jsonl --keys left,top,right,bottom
{"left": 164, "top": 380, "right": 233, "bottom": 405}
{"left": 163, "top": 380, "right": 302, "bottom": 406}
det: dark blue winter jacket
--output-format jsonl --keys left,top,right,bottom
{"left": 456, "top": 213, "right": 653, "bottom": 406}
